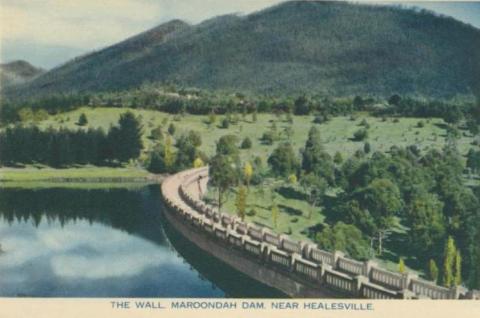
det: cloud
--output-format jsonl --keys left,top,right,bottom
{"left": 0, "top": 0, "right": 282, "bottom": 50}
{"left": 0, "top": 219, "right": 182, "bottom": 280}
{"left": 1, "top": 0, "right": 164, "bottom": 49}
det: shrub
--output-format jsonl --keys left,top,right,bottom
{"left": 147, "top": 145, "right": 167, "bottom": 173}
{"left": 253, "top": 156, "right": 263, "bottom": 167}
{"left": 288, "top": 174, "right": 297, "bottom": 185}
{"left": 208, "top": 112, "right": 217, "bottom": 125}
{"left": 286, "top": 112, "right": 294, "bottom": 123}
{"left": 188, "top": 130, "right": 202, "bottom": 147}
{"left": 313, "top": 114, "right": 325, "bottom": 124}
{"left": 354, "top": 149, "right": 366, "bottom": 158}
{"left": 241, "top": 137, "right": 252, "bottom": 149}
{"left": 364, "top": 142, "right": 371, "bottom": 154}
{"left": 77, "top": 113, "right": 88, "bottom": 126}
{"left": 221, "top": 118, "right": 230, "bottom": 129}
{"left": 353, "top": 129, "right": 368, "bottom": 141}
{"left": 261, "top": 131, "right": 275, "bottom": 145}
{"left": 150, "top": 126, "right": 163, "bottom": 140}
{"left": 246, "top": 209, "right": 256, "bottom": 216}
{"left": 250, "top": 171, "right": 265, "bottom": 185}
{"left": 315, "top": 222, "right": 370, "bottom": 260}
{"left": 168, "top": 123, "right": 176, "bottom": 135}
{"left": 334, "top": 151, "right": 343, "bottom": 164}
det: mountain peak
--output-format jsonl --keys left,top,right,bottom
{"left": 0, "top": 60, "right": 45, "bottom": 76}
{"left": 0, "top": 60, "right": 45, "bottom": 89}
{"left": 5, "top": 1, "right": 480, "bottom": 99}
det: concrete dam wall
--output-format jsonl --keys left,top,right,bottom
{"left": 161, "top": 167, "right": 479, "bottom": 300}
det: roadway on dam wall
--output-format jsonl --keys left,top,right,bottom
{"left": 160, "top": 168, "right": 340, "bottom": 298}
{"left": 160, "top": 167, "right": 477, "bottom": 300}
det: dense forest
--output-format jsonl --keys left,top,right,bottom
{"left": 4, "top": 1, "right": 480, "bottom": 99}
{"left": 203, "top": 126, "right": 480, "bottom": 289}
{"left": 0, "top": 112, "right": 142, "bottom": 167}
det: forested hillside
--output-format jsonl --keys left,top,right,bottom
{"left": 5, "top": 1, "right": 480, "bottom": 99}
{"left": 0, "top": 60, "right": 45, "bottom": 89}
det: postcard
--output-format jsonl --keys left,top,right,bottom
{"left": 0, "top": 1, "right": 479, "bottom": 317}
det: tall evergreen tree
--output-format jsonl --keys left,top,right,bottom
{"left": 209, "top": 154, "right": 238, "bottom": 211}
{"left": 443, "top": 236, "right": 456, "bottom": 287}
{"left": 302, "top": 126, "right": 335, "bottom": 183}
{"left": 164, "top": 135, "right": 174, "bottom": 171}
{"left": 112, "top": 112, "right": 143, "bottom": 162}
{"left": 235, "top": 186, "right": 247, "bottom": 221}
{"left": 429, "top": 259, "right": 439, "bottom": 283}
{"left": 455, "top": 250, "right": 462, "bottom": 286}
{"left": 301, "top": 173, "right": 327, "bottom": 219}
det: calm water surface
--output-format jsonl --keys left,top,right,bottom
{"left": 0, "top": 186, "right": 283, "bottom": 297}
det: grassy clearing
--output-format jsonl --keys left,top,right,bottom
{"left": 205, "top": 181, "right": 323, "bottom": 241}
{"left": 0, "top": 165, "right": 151, "bottom": 187}
{"left": 0, "top": 166, "right": 149, "bottom": 181}
{"left": 33, "top": 106, "right": 474, "bottom": 160}
{"left": 10, "top": 106, "right": 475, "bottom": 212}
{"left": 0, "top": 181, "right": 153, "bottom": 190}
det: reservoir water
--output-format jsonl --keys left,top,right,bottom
{"left": 0, "top": 185, "right": 283, "bottom": 297}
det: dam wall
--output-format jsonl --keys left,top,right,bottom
{"left": 161, "top": 167, "right": 478, "bottom": 299}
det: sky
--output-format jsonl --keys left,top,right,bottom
{"left": 1, "top": 0, "right": 479, "bottom": 69}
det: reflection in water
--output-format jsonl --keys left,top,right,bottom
{"left": 0, "top": 186, "right": 282, "bottom": 297}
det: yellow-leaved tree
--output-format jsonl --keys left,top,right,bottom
{"left": 288, "top": 174, "right": 297, "bottom": 185}
{"left": 244, "top": 162, "right": 253, "bottom": 188}
{"left": 398, "top": 258, "right": 406, "bottom": 273}
{"left": 193, "top": 157, "right": 204, "bottom": 168}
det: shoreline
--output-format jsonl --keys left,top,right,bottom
{"left": 0, "top": 166, "right": 165, "bottom": 188}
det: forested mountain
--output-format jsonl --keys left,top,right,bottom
{"left": 0, "top": 60, "right": 45, "bottom": 89}
{"left": 5, "top": 1, "right": 480, "bottom": 99}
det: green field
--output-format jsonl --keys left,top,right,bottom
{"left": 4, "top": 105, "right": 474, "bottom": 194}
{"left": 0, "top": 166, "right": 149, "bottom": 181}
{"left": 204, "top": 181, "right": 323, "bottom": 241}
{"left": 0, "top": 165, "right": 153, "bottom": 188}
{"left": 32, "top": 106, "right": 474, "bottom": 160}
